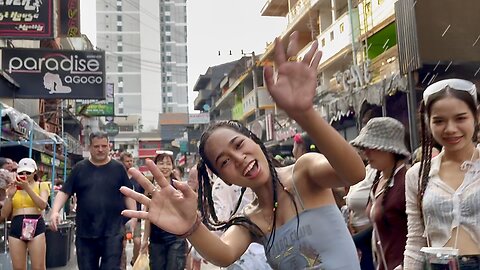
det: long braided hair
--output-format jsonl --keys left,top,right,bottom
{"left": 197, "top": 120, "right": 299, "bottom": 253}
{"left": 417, "top": 87, "right": 478, "bottom": 219}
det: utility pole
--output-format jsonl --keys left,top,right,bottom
{"left": 251, "top": 52, "right": 260, "bottom": 119}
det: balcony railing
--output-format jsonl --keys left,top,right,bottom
{"left": 286, "top": 0, "right": 311, "bottom": 25}
{"left": 314, "top": 9, "right": 359, "bottom": 66}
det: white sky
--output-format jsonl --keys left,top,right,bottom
{"left": 81, "top": 0, "right": 286, "bottom": 113}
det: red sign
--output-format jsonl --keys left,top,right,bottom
{"left": 0, "top": 0, "right": 54, "bottom": 38}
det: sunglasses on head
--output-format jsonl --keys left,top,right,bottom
{"left": 423, "top": 78, "right": 477, "bottom": 105}
{"left": 18, "top": 171, "right": 32, "bottom": 175}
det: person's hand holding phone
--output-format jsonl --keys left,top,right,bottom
{"left": 15, "top": 174, "right": 28, "bottom": 190}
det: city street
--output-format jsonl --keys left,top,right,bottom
{"left": 48, "top": 240, "right": 220, "bottom": 270}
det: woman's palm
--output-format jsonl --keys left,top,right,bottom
{"left": 147, "top": 185, "right": 197, "bottom": 234}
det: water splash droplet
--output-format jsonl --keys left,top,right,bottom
{"left": 441, "top": 25, "right": 451, "bottom": 37}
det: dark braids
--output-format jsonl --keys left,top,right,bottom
{"left": 197, "top": 120, "right": 300, "bottom": 254}
{"left": 417, "top": 102, "right": 434, "bottom": 220}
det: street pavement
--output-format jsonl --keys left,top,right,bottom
{"left": 47, "top": 240, "right": 220, "bottom": 270}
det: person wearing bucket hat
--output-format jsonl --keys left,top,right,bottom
{"left": 404, "top": 79, "right": 480, "bottom": 270}
{"left": 350, "top": 117, "right": 410, "bottom": 270}
{"left": 1, "top": 157, "right": 49, "bottom": 270}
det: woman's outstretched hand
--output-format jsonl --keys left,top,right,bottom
{"left": 264, "top": 31, "right": 322, "bottom": 118}
{"left": 120, "top": 159, "right": 198, "bottom": 235}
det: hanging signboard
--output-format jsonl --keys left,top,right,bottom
{"left": 75, "top": 83, "right": 114, "bottom": 116}
{"left": 0, "top": 48, "right": 106, "bottom": 99}
{"left": 58, "top": 0, "right": 81, "bottom": 37}
{"left": 0, "top": 0, "right": 54, "bottom": 38}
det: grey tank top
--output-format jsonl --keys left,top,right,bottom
{"left": 260, "top": 178, "right": 360, "bottom": 269}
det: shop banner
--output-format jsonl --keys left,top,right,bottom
{"left": 0, "top": 48, "right": 106, "bottom": 99}
{"left": 75, "top": 83, "right": 114, "bottom": 116}
{"left": 58, "top": 0, "right": 81, "bottom": 37}
{"left": 0, "top": 0, "right": 54, "bottom": 38}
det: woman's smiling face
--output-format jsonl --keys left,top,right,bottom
{"left": 429, "top": 96, "right": 476, "bottom": 152}
{"left": 156, "top": 155, "right": 174, "bottom": 180}
{"left": 204, "top": 127, "right": 270, "bottom": 188}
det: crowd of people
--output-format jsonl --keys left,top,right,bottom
{"left": 0, "top": 31, "right": 478, "bottom": 270}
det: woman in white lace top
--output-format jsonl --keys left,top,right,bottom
{"left": 404, "top": 79, "right": 480, "bottom": 269}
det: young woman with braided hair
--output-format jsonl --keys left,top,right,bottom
{"left": 350, "top": 117, "right": 410, "bottom": 270}
{"left": 120, "top": 31, "right": 366, "bottom": 269}
{"left": 404, "top": 79, "right": 480, "bottom": 269}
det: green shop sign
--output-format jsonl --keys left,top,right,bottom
{"left": 41, "top": 153, "right": 65, "bottom": 168}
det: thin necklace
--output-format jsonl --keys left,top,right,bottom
{"left": 262, "top": 185, "right": 288, "bottom": 232}
{"left": 262, "top": 201, "right": 278, "bottom": 232}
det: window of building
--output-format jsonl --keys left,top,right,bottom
{"left": 166, "top": 56, "right": 171, "bottom": 62}
{"left": 118, "top": 108, "right": 124, "bottom": 114}
{"left": 168, "top": 107, "right": 173, "bottom": 113}
{"left": 118, "top": 66, "right": 123, "bottom": 72}
{"left": 167, "top": 86, "right": 172, "bottom": 92}
{"left": 166, "top": 25, "right": 171, "bottom": 31}
{"left": 117, "top": 56, "right": 123, "bottom": 62}
{"left": 378, "top": 0, "right": 384, "bottom": 5}
{"left": 165, "top": 16, "right": 170, "bottom": 22}
{"left": 166, "top": 36, "right": 171, "bottom": 42}
{"left": 117, "top": 25, "right": 122, "bottom": 31}
{"left": 118, "top": 45, "right": 123, "bottom": 52}
{"left": 167, "top": 97, "right": 173, "bottom": 102}
{"left": 330, "top": 31, "right": 334, "bottom": 41}
{"left": 163, "top": 107, "right": 167, "bottom": 113}
{"left": 340, "top": 23, "right": 345, "bottom": 33}
{"left": 117, "top": 35, "right": 122, "bottom": 41}
{"left": 117, "top": 15, "right": 122, "bottom": 21}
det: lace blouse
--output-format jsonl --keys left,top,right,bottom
{"left": 404, "top": 149, "right": 480, "bottom": 269}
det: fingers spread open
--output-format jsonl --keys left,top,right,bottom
{"left": 172, "top": 180, "right": 196, "bottom": 199}
{"left": 145, "top": 159, "right": 171, "bottom": 189}
{"left": 273, "top": 37, "right": 287, "bottom": 66}
{"left": 264, "top": 66, "right": 275, "bottom": 92}
{"left": 129, "top": 167, "right": 156, "bottom": 193}
{"left": 302, "top": 40, "right": 319, "bottom": 65}
{"left": 311, "top": 51, "right": 322, "bottom": 69}
{"left": 122, "top": 210, "right": 149, "bottom": 220}
{"left": 286, "top": 31, "right": 301, "bottom": 59}
{"left": 120, "top": 186, "right": 151, "bottom": 206}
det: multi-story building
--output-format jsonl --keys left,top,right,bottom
{"left": 159, "top": 0, "right": 189, "bottom": 115}
{"left": 259, "top": 0, "right": 409, "bottom": 146}
{"left": 96, "top": 0, "right": 162, "bottom": 131}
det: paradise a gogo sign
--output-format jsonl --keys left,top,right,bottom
{"left": 0, "top": 48, "right": 106, "bottom": 99}
{"left": 0, "top": 0, "right": 54, "bottom": 38}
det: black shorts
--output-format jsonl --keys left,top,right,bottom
{"left": 9, "top": 215, "right": 46, "bottom": 241}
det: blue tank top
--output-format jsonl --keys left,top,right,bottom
{"left": 260, "top": 204, "right": 360, "bottom": 269}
